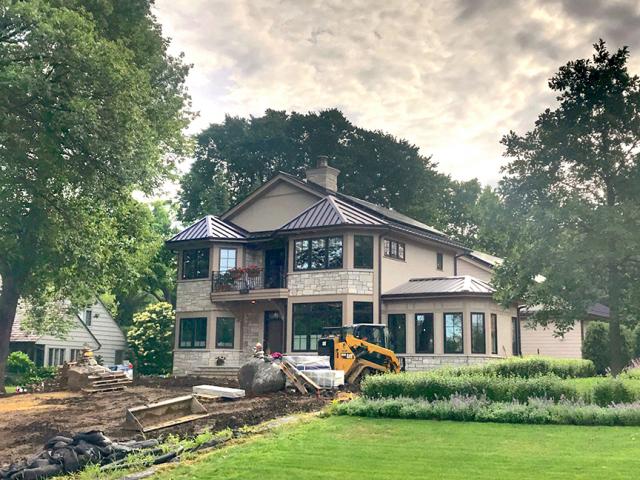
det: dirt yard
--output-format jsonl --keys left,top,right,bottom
{"left": 0, "top": 378, "right": 326, "bottom": 464}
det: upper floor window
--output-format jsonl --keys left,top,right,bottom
{"left": 181, "top": 248, "right": 210, "bottom": 280}
{"left": 84, "top": 309, "right": 92, "bottom": 326}
{"left": 436, "top": 252, "right": 444, "bottom": 271}
{"left": 354, "top": 235, "right": 374, "bottom": 269}
{"left": 294, "top": 236, "right": 343, "bottom": 271}
{"left": 219, "top": 248, "right": 237, "bottom": 272}
{"left": 383, "top": 239, "right": 405, "bottom": 261}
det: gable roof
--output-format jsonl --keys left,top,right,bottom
{"left": 167, "top": 215, "right": 247, "bottom": 244}
{"left": 382, "top": 275, "right": 495, "bottom": 298}
{"left": 279, "top": 196, "right": 387, "bottom": 231}
{"left": 465, "top": 250, "right": 504, "bottom": 268}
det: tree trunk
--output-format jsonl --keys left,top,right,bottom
{"left": 0, "top": 274, "right": 20, "bottom": 393}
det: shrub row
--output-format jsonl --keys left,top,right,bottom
{"left": 362, "top": 372, "right": 581, "bottom": 403}
{"left": 332, "top": 396, "right": 640, "bottom": 426}
{"left": 471, "top": 356, "right": 596, "bottom": 379}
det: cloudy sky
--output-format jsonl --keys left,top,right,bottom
{"left": 153, "top": 0, "right": 640, "bottom": 186}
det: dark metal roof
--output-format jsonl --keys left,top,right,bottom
{"left": 587, "top": 303, "right": 610, "bottom": 318}
{"left": 383, "top": 276, "right": 495, "bottom": 298}
{"left": 167, "top": 215, "right": 247, "bottom": 244}
{"left": 279, "top": 196, "right": 386, "bottom": 231}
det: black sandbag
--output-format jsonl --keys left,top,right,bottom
{"left": 72, "top": 431, "right": 111, "bottom": 447}
{"left": 44, "top": 436, "right": 73, "bottom": 449}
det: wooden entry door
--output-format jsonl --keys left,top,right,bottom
{"left": 264, "top": 311, "right": 284, "bottom": 354}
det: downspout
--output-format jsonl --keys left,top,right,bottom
{"left": 453, "top": 252, "right": 466, "bottom": 276}
{"left": 378, "top": 234, "right": 383, "bottom": 324}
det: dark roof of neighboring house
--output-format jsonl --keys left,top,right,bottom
{"left": 167, "top": 215, "right": 247, "bottom": 244}
{"left": 587, "top": 303, "right": 610, "bottom": 318}
{"left": 464, "top": 250, "right": 504, "bottom": 268}
{"left": 279, "top": 196, "right": 386, "bottom": 231}
{"left": 382, "top": 276, "right": 495, "bottom": 298}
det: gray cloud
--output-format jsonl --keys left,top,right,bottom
{"left": 155, "top": 0, "right": 640, "bottom": 185}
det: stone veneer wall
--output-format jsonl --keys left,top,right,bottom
{"left": 400, "top": 354, "right": 502, "bottom": 371}
{"left": 288, "top": 270, "right": 373, "bottom": 296}
{"left": 176, "top": 280, "right": 211, "bottom": 312}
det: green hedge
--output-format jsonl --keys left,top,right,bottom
{"left": 332, "top": 396, "right": 640, "bottom": 426}
{"left": 473, "top": 357, "right": 596, "bottom": 379}
{"left": 362, "top": 372, "right": 580, "bottom": 403}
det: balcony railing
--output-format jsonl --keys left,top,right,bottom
{"left": 211, "top": 268, "right": 287, "bottom": 293}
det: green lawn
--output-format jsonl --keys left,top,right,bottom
{"left": 154, "top": 416, "right": 640, "bottom": 480}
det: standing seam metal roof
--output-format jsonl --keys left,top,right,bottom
{"left": 279, "top": 196, "right": 386, "bottom": 231}
{"left": 167, "top": 215, "right": 247, "bottom": 243}
{"left": 382, "top": 276, "right": 495, "bottom": 297}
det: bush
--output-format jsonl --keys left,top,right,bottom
{"left": 592, "top": 378, "right": 635, "bottom": 406}
{"left": 582, "top": 321, "right": 633, "bottom": 374}
{"left": 361, "top": 372, "right": 579, "bottom": 403}
{"left": 331, "top": 396, "right": 640, "bottom": 426}
{"left": 127, "top": 302, "right": 175, "bottom": 375}
{"left": 7, "top": 351, "right": 35, "bottom": 376}
{"left": 466, "top": 357, "right": 595, "bottom": 379}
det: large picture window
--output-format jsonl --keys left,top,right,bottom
{"left": 388, "top": 313, "right": 406, "bottom": 354}
{"left": 292, "top": 302, "right": 342, "bottom": 351}
{"left": 415, "top": 313, "right": 434, "bottom": 353}
{"left": 471, "top": 312, "right": 486, "bottom": 354}
{"left": 353, "top": 301, "right": 373, "bottom": 324}
{"left": 491, "top": 313, "right": 498, "bottom": 355}
{"left": 383, "top": 239, "right": 405, "bottom": 260}
{"left": 181, "top": 248, "right": 210, "bottom": 279}
{"left": 354, "top": 235, "right": 374, "bottom": 269}
{"left": 444, "top": 312, "right": 463, "bottom": 354}
{"left": 219, "top": 248, "right": 237, "bottom": 272}
{"left": 179, "top": 317, "right": 207, "bottom": 348}
{"left": 215, "top": 317, "right": 235, "bottom": 349}
{"left": 294, "top": 236, "right": 343, "bottom": 271}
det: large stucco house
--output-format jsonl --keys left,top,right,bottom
{"left": 167, "top": 159, "right": 523, "bottom": 375}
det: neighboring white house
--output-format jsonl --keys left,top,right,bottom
{"left": 9, "top": 299, "right": 128, "bottom": 366}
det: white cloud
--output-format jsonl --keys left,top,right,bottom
{"left": 154, "top": 0, "right": 640, "bottom": 186}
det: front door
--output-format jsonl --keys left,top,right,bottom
{"left": 264, "top": 248, "right": 286, "bottom": 288}
{"left": 264, "top": 311, "right": 284, "bottom": 354}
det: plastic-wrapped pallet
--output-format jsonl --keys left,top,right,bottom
{"left": 284, "top": 355, "right": 331, "bottom": 371}
{"left": 300, "top": 370, "right": 345, "bottom": 388}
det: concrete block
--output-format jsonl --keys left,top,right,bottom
{"left": 193, "top": 385, "right": 246, "bottom": 398}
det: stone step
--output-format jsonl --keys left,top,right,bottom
{"left": 194, "top": 367, "right": 239, "bottom": 377}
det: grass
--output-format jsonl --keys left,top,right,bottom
{"left": 4, "top": 386, "right": 16, "bottom": 394}
{"left": 152, "top": 416, "right": 640, "bottom": 480}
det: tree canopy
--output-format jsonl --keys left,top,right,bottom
{"left": 0, "top": 0, "right": 191, "bottom": 390}
{"left": 494, "top": 41, "right": 640, "bottom": 373}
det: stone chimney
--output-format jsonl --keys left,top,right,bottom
{"left": 305, "top": 155, "right": 340, "bottom": 192}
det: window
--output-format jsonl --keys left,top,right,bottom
{"left": 436, "top": 252, "right": 444, "bottom": 271}
{"left": 353, "top": 302, "right": 373, "bottom": 324}
{"left": 512, "top": 317, "right": 521, "bottom": 356}
{"left": 219, "top": 248, "right": 237, "bottom": 273}
{"left": 491, "top": 313, "right": 498, "bottom": 355}
{"left": 115, "top": 350, "right": 125, "bottom": 365}
{"left": 415, "top": 313, "right": 434, "bottom": 353}
{"left": 48, "top": 348, "right": 65, "bottom": 366}
{"left": 294, "top": 236, "right": 343, "bottom": 271}
{"left": 84, "top": 310, "right": 92, "bottom": 326}
{"left": 387, "top": 314, "right": 406, "bottom": 354}
{"left": 70, "top": 349, "right": 82, "bottom": 362}
{"left": 215, "top": 317, "right": 235, "bottom": 349}
{"left": 179, "top": 317, "right": 207, "bottom": 348}
{"left": 383, "top": 239, "right": 405, "bottom": 260}
{"left": 292, "top": 302, "right": 342, "bottom": 351}
{"left": 444, "top": 313, "right": 463, "bottom": 354}
{"left": 471, "top": 312, "right": 486, "bottom": 354}
{"left": 181, "top": 248, "right": 210, "bottom": 279}
{"left": 354, "top": 235, "right": 374, "bottom": 269}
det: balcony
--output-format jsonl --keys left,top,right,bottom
{"left": 210, "top": 267, "right": 288, "bottom": 301}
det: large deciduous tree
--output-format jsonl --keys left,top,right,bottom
{"left": 0, "top": 0, "right": 191, "bottom": 390}
{"left": 494, "top": 41, "right": 640, "bottom": 374}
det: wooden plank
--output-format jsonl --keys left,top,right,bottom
{"left": 279, "top": 362, "right": 308, "bottom": 394}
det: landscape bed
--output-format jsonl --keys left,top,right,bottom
{"left": 150, "top": 415, "right": 640, "bottom": 480}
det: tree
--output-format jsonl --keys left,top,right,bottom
{"left": 179, "top": 109, "right": 448, "bottom": 226}
{"left": 127, "top": 302, "right": 175, "bottom": 375}
{"left": 0, "top": 0, "right": 191, "bottom": 390}
{"left": 494, "top": 41, "right": 640, "bottom": 374}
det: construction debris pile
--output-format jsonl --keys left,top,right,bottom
{"left": 59, "top": 349, "right": 132, "bottom": 393}
{"left": 0, "top": 431, "right": 162, "bottom": 479}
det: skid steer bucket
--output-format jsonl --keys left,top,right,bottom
{"left": 124, "top": 395, "right": 209, "bottom": 433}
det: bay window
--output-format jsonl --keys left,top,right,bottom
{"left": 444, "top": 312, "right": 463, "bottom": 354}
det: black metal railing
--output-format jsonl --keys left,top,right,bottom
{"left": 211, "top": 267, "right": 287, "bottom": 293}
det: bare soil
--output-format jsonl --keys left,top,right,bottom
{"left": 0, "top": 378, "right": 327, "bottom": 464}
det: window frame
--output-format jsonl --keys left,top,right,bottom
{"left": 436, "top": 252, "right": 444, "bottom": 271}
{"left": 491, "top": 313, "right": 498, "bottom": 355}
{"left": 84, "top": 309, "right": 92, "bottom": 326}
{"left": 215, "top": 317, "right": 235, "bottom": 349}
{"left": 178, "top": 317, "right": 208, "bottom": 349}
{"left": 218, "top": 247, "right": 237, "bottom": 273}
{"left": 353, "top": 301, "right": 374, "bottom": 324}
{"left": 354, "top": 235, "right": 374, "bottom": 269}
{"left": 415, "top": 313, "right": 435, "bottom": 354}
{"left": 181, "top": 247, "right": 210, "bottom": 280}
{"left": 293, "top": 236, "right": 344, "bottom": 271}
{"left": 471, "top": 312, "right": 486, "bottom": 354}
{"left": 383, "top": 239, "right": 405, "bottom": 261}
{"left": 387, "top": 313, "right": 407, "bottom": 354}
{"left": 292, "top": 302, "right": 343, "bottom": 352}
{"left": 443, "top": 312, "right": 464, "bottom": 354}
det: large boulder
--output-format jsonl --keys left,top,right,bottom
{"left": 238, "top": 358, "right": 285, "bottom": 394}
